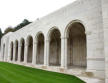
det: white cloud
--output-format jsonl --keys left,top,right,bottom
{"left": 0, "top": 0, "right": 76, "bottom": 32}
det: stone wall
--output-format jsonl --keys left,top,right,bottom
{"left": 0, "top": 0, "right": 106, "bottom": 82}
{"left": 102, "top": 0, "right": 108, "bottom": 82}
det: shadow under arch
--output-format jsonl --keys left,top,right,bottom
{"left": 26, "top": 35, "right": 33, "bottom": 63}
{"left": 15, "top": 40, "right": 18, "bottom": 61}
{"left": 64, "top": 20, "right": 87, "bottom": 69}
{"left": 35, "top": 32, "right": 44, "bottom": 65}
{"left": 3, "top": 44, "right": 5, "bottom": 61}
{"left": 47, "top": 27, "right": 61, "bottom": 66}
{"left": 20, "top": 38, "right": 25, "bottom": 62}
{"left": 10, "top": 41, "right": 13, "bottom": 61}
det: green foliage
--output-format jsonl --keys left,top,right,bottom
{"left": 3, "top": 19, "right": 32, "bottom": 36}
{"left": 14, "top": 19, "right": 32, "bottom": 31}
{"left": 0, "top": 62, "right": 85, "bottom": 83}
{"left": 4, "top": 27, "right": 14, "bottom": 35}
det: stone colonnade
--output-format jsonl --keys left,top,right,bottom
{"left": 3, "top": 22, "right": 87, "bottom": 69}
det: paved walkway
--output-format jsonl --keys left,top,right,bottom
{"left": 79, "top": 76, "right": 104, "bottom": 83}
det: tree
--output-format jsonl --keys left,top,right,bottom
{"left": 4, "top": 27, "right": 14, "bottom": 35}
{"left": 3, "top": 19, "right": 32, "bottom": 35}
{"left": 14, "top": 19, "right": 32, "bottom": 31}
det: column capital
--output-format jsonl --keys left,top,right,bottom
{"left": 33, "top": 41, "right": 38, "bottom": 44}
{"left": 61, "top": 37, "right": 68, "bottom": 39}
{"left": 13, "top": 45, "right": 16, "bottom": 48}
{"left": 45, "top": 39, "right": 50, "bottom": 42}
{"left": 25, "top": 44, "right": 28, "bottom": 46}
{"left": 18, "top": 45, "right": 22, "bottom": 47}
{"left": 85, "top": 31, "right": 92, "bottom": 35}
{"left": 18, "top": 43, "right": 23, "bottom": 47}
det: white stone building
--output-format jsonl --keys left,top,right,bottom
{"left": 0, "top": 0, "right": 108, "bottom": 82}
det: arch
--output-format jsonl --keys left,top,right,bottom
{"left": 15, "top": 40, "right": 18, "bottom": 61}
{"left": 36, "top": 32, "right": 44, "bottom": 64}
{"left": 20, "top": 38, "right": 25, "bottom": 62}
{"left": 10, "top": 42, "right": 13, "bottom": 61}
{"left": 48, "top": 27, "right": 61, "bottom": 66}
{"left": 27, "top": 35, "right": 33, "bottom": 63}
{"left": 47, "top": 26, "right": 61, "bottom": 41}
{"left": 3, "top": 44, "right": 5, "bottom": 61}
{"left": 35, "top": 31, "right": 44, "bottom": 40}
{"left": 65, "top": 20, "right": 87, "bottom": 68}
{"left": 65, "top": 20, "right": 86, "bottom": 38}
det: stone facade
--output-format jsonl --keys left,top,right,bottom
{"left": 0, "top": 0, "right": 108, "bottom": 82}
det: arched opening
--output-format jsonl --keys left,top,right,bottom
{"left": 27, "top": 36, "right": 33, "bottom": 63}
{"left": 3, "top": 44, "right": 5, "bottom": 60}
{"left": 21, "top": 38, "right": 25, "bottom": 62}
{"left": 15, "top": 40, "right": 18, "bottom": 61}
{"left": 49, "top": 29, "right": 61, "bottom": 66}
{"left": 36, "top": 33, "right": 44, "bottom": 64}
{"left": 10, "top": 42, "right": 13, "bottom": 61}
{"left": 67, "top": 22, "right": 87, "bottom": 68}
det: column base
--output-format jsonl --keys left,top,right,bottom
{"left": 59, "top": 68, "right": 65, "bottom": 72}
{"left": 42, "top": 66, "right": 47, "bottom": 69}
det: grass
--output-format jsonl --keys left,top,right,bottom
{"left": 0, "top": 62, "right": 85, "bottom": 83}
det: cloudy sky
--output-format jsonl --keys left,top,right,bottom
{"left": 0, "top": 0, "right": 76, "bottom": 32}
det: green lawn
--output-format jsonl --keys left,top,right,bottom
{"left": 0, "top": 62, "right": 85, "bottom": 83}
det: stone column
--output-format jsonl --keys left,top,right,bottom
{"left": 9, "top": 45, "right": 12, "bottom": 62}
{"left": 24, "top": 43, "right": 28, "bottom": 64}
{"left": 8, "top": 45, "right": 11, "bottom": 62}
{"left": 3, "top": 45, "right": 5, "bottom": 61}
{"left": 18, "top": 43, "right": 21, "bottom": 62}
{"left": 44, "top": 39, "right": 50, "bottom": 66}
{"left": 32, "top": 41, "right": 37, "bottom": 65}
{"left": 2, "top": 44, "right": 5, "bottom": 61}
{"left": 13, "top": 44, "right": 16, "bottom": 62}
{"left": 61, "top": 37, "right": 68, "bottom": 69}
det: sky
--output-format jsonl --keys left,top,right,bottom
{"left": 0, "top": 0, "right": 76, "bottom": 32}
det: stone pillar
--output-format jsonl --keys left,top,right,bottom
{"left": 24, "top": 43, "right": 28, "bottom": 64}
{"left": 32, "top": 41, "right": 37, "bottom": 65}
{"left": 18, "top": 43, "right": 21, "bottom": 62}
{"left": 8, "top": 45, "right": 11, "bottom": 62}
{"left": 102, "top": 0, "right": 108, "bottom": 82}
{"left": 61, "top": 37, "right": 68, "bottom": 69}
{"left": 3, "top": 45, "right": 5, "bottom": 62}
{"left": 44, "top": 39, "right": 50, "bottom": 66}
{"left": 2, "top": 44, "right": 5, "bottom": 61}
{"left": 13, "top": 44, "right": 16, "bottom": 62}
{"left": 86, "top": 30, "right": 105, "bottom": 79}
{"left": 9, "top": 45, "right": 13, "bottom": 62}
